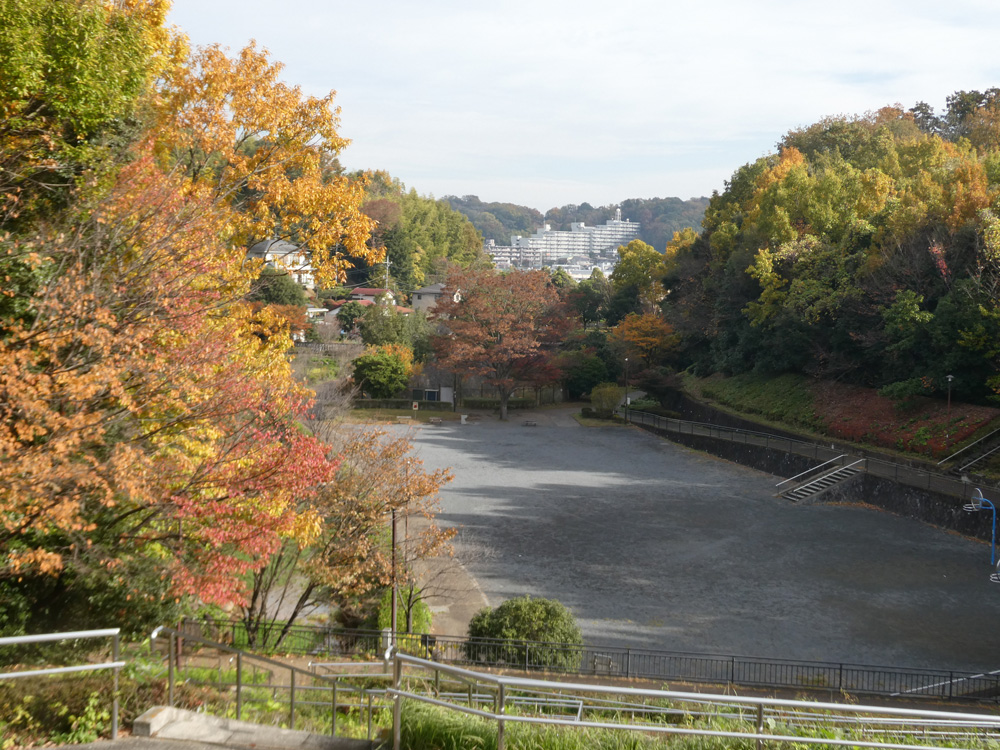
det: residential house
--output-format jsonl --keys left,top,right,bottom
{"left": 247, "top": 239, "right": 316, "bottom": 291}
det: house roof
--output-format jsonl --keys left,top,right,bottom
{"left": 352, "top": 287, "right": 391, "bottom": 297}
{"left": 247, "top": 239, "right": 303, "bottom": 257}
{"left": 412, "top": 283, "right": 447, "bottom": 295}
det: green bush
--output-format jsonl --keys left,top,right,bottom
{"left": 627, "top": 398, "right": 660, "bottom": 411}
{"left": 352, "top": 350, "right": 409, "bottom": 399}
{"left": 589, "top": 383, "right": 624, "bottom": 417}
{"left": 466, "top": 596, "right": 583, "bottom": 671}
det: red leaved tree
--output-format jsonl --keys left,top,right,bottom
{"left": 433, "top": 268, "right": 566, "bottom": 419}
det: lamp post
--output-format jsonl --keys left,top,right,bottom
{"left": 946, "top": 374, "right": 954, "bottom": 440}
{"left": 389, "top": 507, "right": 398, "bottom": 656}
{"left": 624, "top": 357, "right": 629, "bottom": 424}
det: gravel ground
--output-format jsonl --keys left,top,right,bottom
{"left": 402, "top": 407, "right": 1000, "bottom": 673}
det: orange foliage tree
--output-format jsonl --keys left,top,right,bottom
{"left": 610, "top": 313, "right": 680, "bottom": 367}
{"left": 0, "top": 7, "right": 384, "bottom": 622}
{"left": 241, "top": 427, "right": 454, "bottom": 645}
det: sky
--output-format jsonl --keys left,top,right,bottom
{"left": 167, "top": 0, "right": 1000, "bottom": 213}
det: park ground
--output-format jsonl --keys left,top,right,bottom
{"left": 404, "top": 404, "right": 1000, "bottom": 673}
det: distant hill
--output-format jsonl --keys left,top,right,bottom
{"left": 444, "top": 195, "right": 710, "bottom": 252}
{"left": 442, "top": 196, "right": 543, "bottom": 244}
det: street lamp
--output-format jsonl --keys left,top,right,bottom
{"left": 624, "top": 357, "right": 629, "bottom": 424}
{"left": 946, "top": 374, "right": 954, "bottom": 437}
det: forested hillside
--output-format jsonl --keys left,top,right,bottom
{"left": 445, "top": 194, "right": 709, "bottom": 252}
{"left": 354, "top": 174, "right": 487, "bottom": 293}
{"left": 662, "top": 94, "right": 1000, "bottom": 407}
{"left": 442, "top": 195, "right": 543, "bottom": 245}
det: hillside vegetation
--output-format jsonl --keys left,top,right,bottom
{"left": 688, "top": 373, "right": 1000, "bottom": 461}
{"left": 662, "top": 94, "right": 1000, "bottom": 411}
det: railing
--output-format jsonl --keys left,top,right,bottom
{"left": 0, "top": 629, "right": 124, "bottom": 739}
{"left": 626, "top": 409, "right": 993, "bottom": 501}
{"left": 937, "top": 425, "right": 1000, "bottom": 466}
{"left": 388, "top": 653, "right": 1000, "bottom": 750}
{"left": 776, "top": 454, "right": 847, "bottom": 488}
{"left": 149, "top": 625, "right": 390, "bottom": 740}
{"left": 180, "top": 618, "right": 1000, "bottom": 703}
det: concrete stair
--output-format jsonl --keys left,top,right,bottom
{"left": 133, "top": 706, "right": 374, "bottom": 750}
{"left": 780, "top": 460, "right": 864, "bottom": 502}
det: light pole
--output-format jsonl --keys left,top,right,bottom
{"left": 624, "top": 357, "right": 629, "bottom": 424}
{"left": 389, "top": 507, "right": 398, "bottom": 656}
{"left": 946, "top": 374, "right": 954, "bottom": 442}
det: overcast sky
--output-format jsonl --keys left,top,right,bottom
{"left": 167, "top": 1, "right": 1000, "bottom": 212}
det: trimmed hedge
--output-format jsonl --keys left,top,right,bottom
{"left": 460, "top": 397, "right": 534, "bottom": 410}
{"left": 353, "top": 399, "right": 445, "bottom": 410}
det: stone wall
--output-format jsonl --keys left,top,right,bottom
{"left": 643, "top": 395, "right": 996, "bottom": 544}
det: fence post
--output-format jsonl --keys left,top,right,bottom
{"left": 367, "top": 691, "right": 373, "bottom": 740}
{"left": 756, "top": 703, "right": 765, "bottom": 750}
{"left": 168, "top": 633, "right": 176, "bottom": 707}
{"left": 331, "top": 681, "right": 337, "bottom": 736}
{"left": 112, "top": 632, "right": 119, "bottom": 740}
{"left": 525, "top": 642, "right": 530, "bottom": 671}
{"left": 289, "top": 669, "right": 296, "bottom": 730}
{"left": 236, "top": 652, "right": 242, "bottom": 720}
{"left": 497, "top": 683, "right": 506, "bottom": 750}
{"left": 730, "top": 656, "right": 736, "bottom": 685}
{"left": 393, "top": 655, "right": 403, "bottom": 750}
{"left": 626, "top": 649, "right": 631, "bottom": 678}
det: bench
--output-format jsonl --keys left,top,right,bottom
{"left": 523, "top": 420, "right": 537, "bottom": 427}
{"left": 397, "top": 416, "right": 413, "bottom": 424}
{"left": 428, "top": 417, "right": 443, "bottom": 425}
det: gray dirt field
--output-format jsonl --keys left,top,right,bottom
{"left": 404, "top": 407, "right": 1000, "bottom": 673}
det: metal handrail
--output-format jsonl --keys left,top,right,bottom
{"left": 937, "top": 425, "right": 1000, "bottom": 466}
{"left": 181, "top": 616, "right": 1000, "bottom": 703}
{"left": 388, "top": 653, "right": 1000, "bottom": 750}
{"left": 150, "top": 624, "right": 389, "bottom": 737}
{"left": 0, "top": 628, "right": 122, "bottom": 739}
{"left": 776, "top": 454, "right": 846, "bottom": 487}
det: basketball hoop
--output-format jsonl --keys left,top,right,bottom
{"left": 963, "top": 488, "right": 985, "bottom": 513}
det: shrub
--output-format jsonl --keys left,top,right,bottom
{"left": 465, "top": 596, "right": 583, "bottom": 671}
{"left": 590, "top": 383, "right": 624, "bottom": 417}
{"left": 352, "top": 349, "right": 410, "bottom": 399}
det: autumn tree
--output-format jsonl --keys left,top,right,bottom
{"left": 610, "top": 313, "right": 680, "bottom": 367}
{"left": 0, "top": 6, "right": 384, "bottom": 627}
{"left": 239, "top": 427, "right": 453, "bottom": 646}
{"left": 433, "top": 268, "right": 565, "bottom": 420}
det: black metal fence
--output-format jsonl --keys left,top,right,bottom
{"left": 181, "top": 619, "right": 1000, "bottom": 703}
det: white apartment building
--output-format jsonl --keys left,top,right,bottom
{"left": 485, "top": 208, "right": 640, "bottom": 269}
